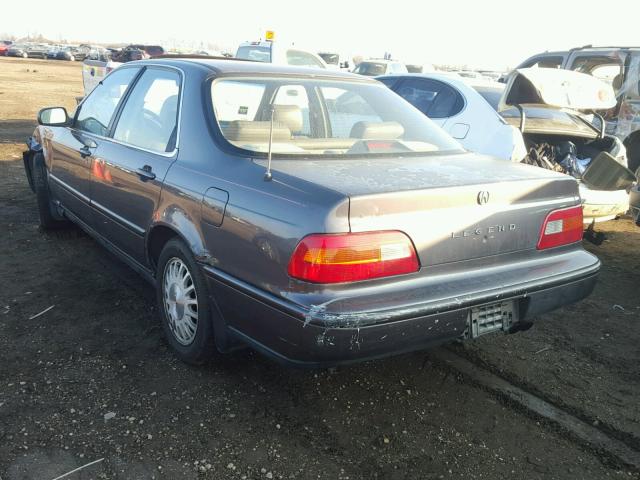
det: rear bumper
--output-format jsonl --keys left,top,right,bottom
{"left": 579, "top": 184, "right": 629, "bottom": 223}
{"left": 203, "top": 249, "right": 600, "bottom": 367}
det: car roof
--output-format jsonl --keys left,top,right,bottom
{"left": 127, "top": 57, "right": 371, "bottom": 81}
{"left": 378, "top": 72, "right": 469, "bottom": 87}
{"left": 361, "top": 59, "right": 400, "bottom": 65}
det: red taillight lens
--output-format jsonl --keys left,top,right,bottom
{"left": 288, "top": 231, "right": 420, "bottom": 283}
{"left": 537, "top": 205, "right": 583, "bottom": 250}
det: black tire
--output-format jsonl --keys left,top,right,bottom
{"left": 625, "top": 135, "right": 640, "bottom": 174}
{"left": 156, "top": 238, "right": 216, "bottom": 365}
{"left": 31, "top": 152, "right": 69, "bottom": 229}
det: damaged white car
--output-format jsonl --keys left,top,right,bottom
{"left": 380, "top": 69, "right": 637, "bottom": 223}
{"left": 499, "top": 68, "right": 636, "bottom": 223}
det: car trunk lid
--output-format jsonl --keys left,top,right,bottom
{"left": 269, "top": 153, "right": 579, "bottom": 267}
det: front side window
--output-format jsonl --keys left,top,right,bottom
{"left": 113, "top": 68, "right": 180, "bottom": 153}
{"left": 210, "top": 77, "right": 461, "bottom": 157}
{"left": 75, "top": 67, "right": 140, "bottom": 136}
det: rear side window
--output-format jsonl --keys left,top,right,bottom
{"left": 377, "top": 77, "right": 399, "bottom": 89}
{"left": 354, "top": 62, "right": 387, "bottom": 76}
{"left": 396, "top": 78, "right": 464, "bottom": 119}
{"left": 286, "top": 50, "right": 325, "bottom": 68}
{"left": 75, "top": 67, "right": 139, "bottom": 136}
{"left": 236, "top": 45, "right": 271, "bottom": 62}
{"left": 113, "top": 68, "right": 180, "bottom": 153}
{"left": 520, "top": 55, "right": 564, "bottom": 69}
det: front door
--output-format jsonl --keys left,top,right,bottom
{"left": 90, "top": 67, "right": 181, "bottom": 265}
{"left": 48, "top": 67, "right": 141, "bottom": 225}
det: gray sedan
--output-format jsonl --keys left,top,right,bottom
{"left": 23, "top": 58, "right": 599, "bottom": 366}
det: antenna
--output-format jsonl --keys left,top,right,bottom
{"left": 264, "top": 105, "right": 275, "bottom": 181}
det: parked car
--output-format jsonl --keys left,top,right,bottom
{"left": 7, "top": 44, "right": 29, "bottom": 58}
{"left": 23, "top": 58, "right": 600, "bottom": 366}
{"left": 46, "top": 45, "right": 63, "bottom": 59}
{"left": 513, "top": 46, "right": 640, "bottom": 173}
{"left": 353, "top": 59, "right": 408, "bottom": 76}
{"left": 23, "top": 44, "right": 49, "bottom": 59}
{"left": 380, "top": 70, "right": 636, "bottom": 224}
{"left": 0, "top": 40, "right": 13, "bottom": 56}
{"left": 80, "top": 45, "right": 161, "bottom": 95}
{"left": 377, "top": 73, "right": 527, "bottom": 162}
{"left": 236, "top": 40, "right": 327, "bottom": 69}
{"left": 55, "top": 45, "right": 91, "bottom": 61}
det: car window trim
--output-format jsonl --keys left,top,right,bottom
{"left": 73, "top": 66, "right": 143, "bottom": 133}
{"left": 73, "top": 64, "right": 184, "bottom": 158}
{"left": 108, "top": 64, "right": 184, "bottom": 156}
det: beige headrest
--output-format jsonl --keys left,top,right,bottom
{"left": 224, "top": 121, "right": 291, "bottom": 142}
{"left": 273, "top": 105, "right": 304, "bottom": 133}
{"left": 350, "top": 121, "right": 405, "bottom": 140}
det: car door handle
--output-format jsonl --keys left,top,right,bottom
{"left": 79, "top": 146, "right": 93, "bottom": 158}
{"left": 136, "top": 165, "right": 156, "bottom": 181}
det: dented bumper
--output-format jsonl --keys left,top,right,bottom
{"left": 203, "top": 248, "right": 600, "bottom": 367}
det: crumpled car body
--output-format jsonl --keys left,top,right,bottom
{"left": 514, "top": 47, "right": 640, "bottom": 173}
{"left": 499, "top": 68, "right": 637, "bottom": 223}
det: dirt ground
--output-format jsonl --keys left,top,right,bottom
{"left": 0, "top": 57, "right": 639, "bottom": 480}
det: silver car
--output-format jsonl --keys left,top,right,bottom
{"left": 23, "top": 59, "right": 599, "bottom": 366}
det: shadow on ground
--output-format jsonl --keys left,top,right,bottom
{"left": 0, "top": 119, "right": 36, "bottom": 143}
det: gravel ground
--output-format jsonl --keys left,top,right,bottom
{"left": 0, "top": 56, "right": 639, "bottom": 480}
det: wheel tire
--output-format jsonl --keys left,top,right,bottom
{"left": 625, "top": 135, "right": 640, "bottom": 174}
{"left": 69, "top": 55, "right": 75, "bottom": 62}
{"left": 22, "top": 52, "right": 27, "bottom": 58}
{"left": 31, "top": 152, "right": 69, "bottom": 229}
{"left": 156, "top": 238, "right": 216, "bottom": 365}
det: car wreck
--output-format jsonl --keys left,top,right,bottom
{"left": 499, "top": 68, "right": 637, "bottom": 223}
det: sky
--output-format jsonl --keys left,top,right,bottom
{"left": 2, "top": 0, "right": 640, "bottom": 70}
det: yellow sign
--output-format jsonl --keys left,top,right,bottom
{"left": 265, "top": 30, "right": 275, "bottom": 41}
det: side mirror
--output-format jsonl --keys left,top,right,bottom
{"left": 38, "top": 107, "right": 70, "bottom": 126}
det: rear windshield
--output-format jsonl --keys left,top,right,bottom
{"left": 210, "top": 77, "right": 461, "bottom": 157}
{"left": 236, "top": 45, "right": 271, "bottom": 63}
{"left": 354, "top": 62, "right": 387, "bottom": 76}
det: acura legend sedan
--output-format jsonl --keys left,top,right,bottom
{"left": 23, "top": 58, "right": 600, "bottom": 366}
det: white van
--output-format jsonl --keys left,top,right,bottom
{"left": 235, "top": 40, "right": 327, "bottom": 69}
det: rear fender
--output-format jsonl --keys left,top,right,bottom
{"left": 146, "top": 216, "right": 237, "bottom": 353}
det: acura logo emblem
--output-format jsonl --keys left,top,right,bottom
{"left": 477, "top": 191, "right": 490, "bottom": 205}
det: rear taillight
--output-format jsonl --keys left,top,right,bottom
{"left": 288, "top": 231, "right": 419, "bottom": 283}
{"left": 537, "top": 205, "right": 583, "bottom": 250}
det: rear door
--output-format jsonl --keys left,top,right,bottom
{"left": 48, "top": 67, "right": 140, "bottom": 226}
{"left": 90, "top": 66, "right": 181, "bottom": 264}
